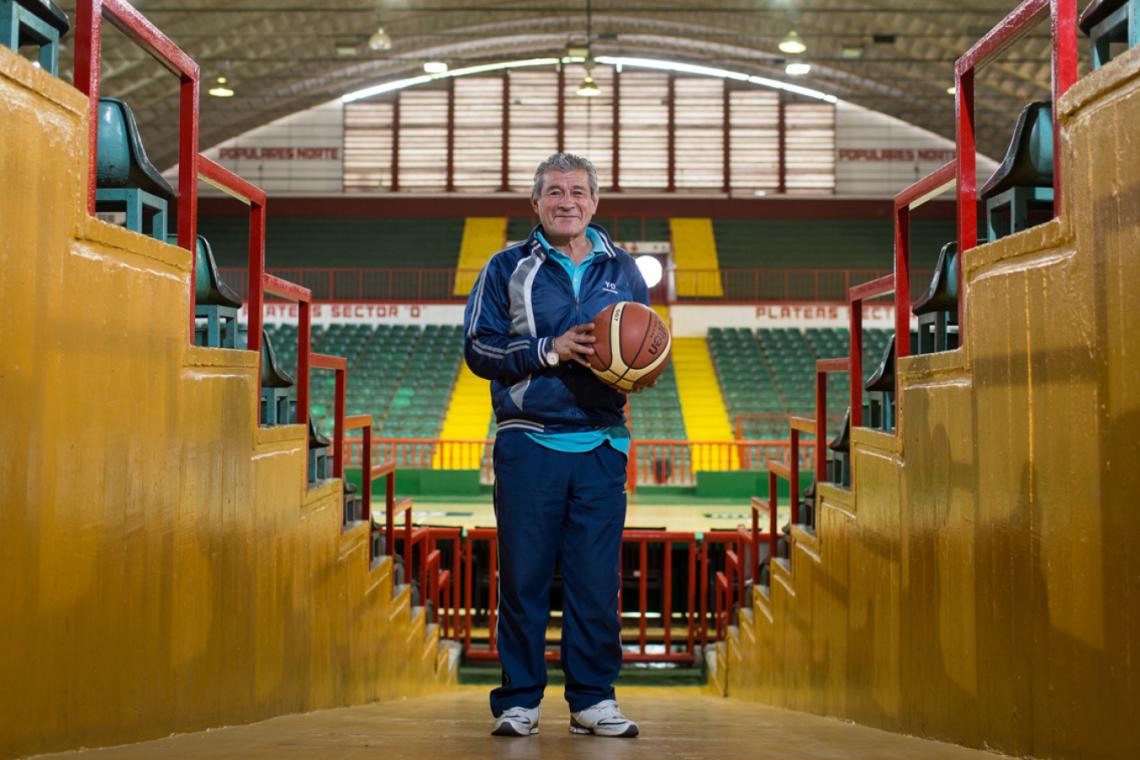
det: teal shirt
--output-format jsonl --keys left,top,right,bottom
{"left": 525, "top": 228, "right": 630, "bottom": 456}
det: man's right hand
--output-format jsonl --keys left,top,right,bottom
{"left": 552, "top": 323, "right": 596, "bottom": 366}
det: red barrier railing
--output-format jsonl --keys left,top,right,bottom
{"left": 733, "top": 412, "right": 847, "bottom": 440}
{"left": 848, "top": 273, "right": 896, "bottom": 427}
{"left": 216, "top": 267, "right": 937, "bottom": 304}
{"left": 74, "top": 0, "right": 200, "bottom": 339}
{"left": 460, "top": 527, "right": 758, "bottom": 663}
{"left": 954, "top": 0, "right": 1078, "bottom": 326}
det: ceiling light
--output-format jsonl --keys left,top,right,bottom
{"left": 566, "top": 45, "right": 590, "bottom": 59}
{"left": 778, "top": 30, "right": 807, "bottom": 55}
{"left": 335, "top": 40, "right": 359, "bottom": 57}
{"left": 576, "top": 73, "right": 601, "bottom": 97}
{"left": 423, "top": 61, "right": 448, "bottom": 74}
{"left": 947, "top": 85, "right": 956, "bottom": 95}
{"left": 368, "top": 27, "right": 392, "bottom": 52}
{"left": 785, "top": 62, "right": 811, "bottom": 76}
{"left": 840, "top": 45, "right": 864, "bottom": 60}
{"left": 208, "top": 76, "right": 234, "bottom": 98}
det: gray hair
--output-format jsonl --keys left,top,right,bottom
{"left": 531, "top": 153, "right": 599, "bottom": 200}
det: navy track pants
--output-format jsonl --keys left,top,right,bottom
{"left": 489, "top": 431, "right": 627, "bottom": 716}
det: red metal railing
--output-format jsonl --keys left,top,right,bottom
{"left": 74, "top": 0, "right": 200, "bottom": 339}
{"left": 849, "top": 273, "right": 896, "bottom": 427}
{"left": 954, "top": 0, "right": 1078, "bottom": 324}
{"left": 458, "top": 527, "right": 758, "bottom": 664}
{"left": 341, "top": 437, "right": 815, "bottom": 492}
{"left": 217, "top": 267, "right": 935, "bottom": 304}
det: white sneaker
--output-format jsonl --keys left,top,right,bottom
{"left": 569, "top": 699, "right": 639, "bottom": 737}
{"left": 492, "top": 705, "right": 541, "bottom": 736}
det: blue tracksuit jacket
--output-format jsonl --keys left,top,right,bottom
{"left": 463, "top": 224, "right": 649, "bottom": 434}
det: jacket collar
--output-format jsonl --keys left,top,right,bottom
{"left": 527, "top": 223, "right": 619, "bottom": 261}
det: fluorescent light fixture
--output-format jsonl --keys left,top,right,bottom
{"left": 342, "top": 55, "right": 838, "bottom": 105}
{"left": 423, "top": 61, "right": 449, "bottom": 74}
{"left": 636, "top": 255, "right": 663, "bottom": 288}
{"left": 778, "top": 30, "right": 807, "bottom": 55}
{"left": 208, "top": 76, "right": 234, "bottom": 98}
{"left": 785, "top": 62, "right": 811, "bottom": 76}
{"left": 576, "top": 73, "right": 601, "bottom": 97}
{"left": 596, "top": 56, "right": 837, "bottom": 103}
{"left": 335, "top": 41, "right": 359, "bottom": 57}
{"left": 947, "top": 85, "right": 956, "bottom": 95}
{"left": 566, "top": 45, "right": 590, "bottom": 59}
{"left": 840, "top": 45, "right": 863, "bottom": 59}
{"left": 368, "top": 27, "right": 392, "bottom": 52}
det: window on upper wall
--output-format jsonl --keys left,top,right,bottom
{"left": 674, "top": 77, "right": 725, "bottom": 191}
{"left": 618, "top": 71, "right": 669, "bottom": 190}
{"left": 562, "top": 64, "right": 614, "bottom": 189}
{"left": 728, "top": 89, "right": 780, "bottom": 194}
{"left": 343, "top": 101, "right": 394, "bottom": 192}
{"left": 399, "top": 88, "right": 449, "bottom": 191}
{"left": 785, "top": 102, "right": 836, "bottom": 195}
{"left": 454, "top": 77, "right": 504, "bottom": 191}
{"left": 509, "top": 69, "right": 560, "bottom": 192}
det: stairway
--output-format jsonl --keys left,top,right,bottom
{"left": 453, "top": 217, "right": 507, "bottom": 296}
{"left": 434, "top": 363, "right": 494, "bottom": 469}
{"left": 669, "top": 218, "right": 724, "bottom": 298}
{"left": 671, "top": 338, "right": 738, "bottom": 470}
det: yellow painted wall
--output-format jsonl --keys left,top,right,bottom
{"left": 0, "top": 49, "right": 452, "bottom": 760}
{"left": 669, "top": 218, "right": 724, "bottom": 297}
{"left": 671, "top": 338, "right": 738, "bottom": 470}
{"left": 453, "top": 217, "right": 507, "bottom": 295}
{"left": 723, "top": 51, "right": 1140, "bottom": 759}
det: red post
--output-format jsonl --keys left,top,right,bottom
{"left": 445, "top": 79, "right": 455, "bottom": 192}
{"left": 333, "top": 367, "right": 346, "bottom": 477}
{"left": 500, "top": 72, "right": 510, "bottom": 192}
{"left": 663, "top": 539, "right": 673, "bottom": 653}
{"left": 611, "top": 67, "right": 621, "bottom": 192}
{"left": 699, "top": 540, "right": 709, "bottom": 650}
{"left": 687, "top": 537, "right": 697, "bottom": 655}
{"left": 790, "top": 428, "right": 800, "bottom": 524}
{"left": 777, "top": 93, "right": 787, "bottom": 194}
{"left": 815, "top": 371, "right": 827, "bottom": 481}
{"left": 894, "top": 200, "right": 912, "bottom": 359}
{"left": 361, "top": 425, "right": 372, "bottom": 523}
{"left": 464, "top": 537, "right": 473, "bottom": 652}
{"left": 667, "top": 75, "right": 676, "bottom": 193}
{"left": 556, "top": 64, "right": 565, "bottom": 153}
{"left": 768, "top": 471, "right": 778, "bottom": 565}
{"left": 722, "top": 84, "right": 731, "bottom": 194}
{"left": 850, "top": 297, "right": 863, "bottom": 428}
{"left": 639, "top": 540, "right": 648, "bottom": 653}
{"left": 297, "top": 301, "right": 310, "bottom": 426}
{"left": 391, "top": 97, "right": 400, "bottom": 192}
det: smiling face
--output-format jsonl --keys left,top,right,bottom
{"left": 531, "top": 169, "right": 599, "bottom": 245}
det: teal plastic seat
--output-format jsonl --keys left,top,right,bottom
{"left": 166, "top": 234, "right": 243, "bottom": 348}
{"left": 827, "top": 407, "right": 851, "bottom": 488}
{"left": 981, "top": 101, "right": 1054, "bottom": 241}
{"left": 0, "top": 0, "right": 68, "bottom": 75}
{"left": 308, "top": 414, "right": 330, "bottom": 485}
{"left": 863, "top": 334, "right": 896, "bottom": 432}
{"left": 260, "top": 329, "right": 295, "bottom": 426}
{"left": 95, "top": 97, "right": 175, "bottom": 241}
{"left": 1080, "top": 0, "right": 1138, "bottom": 69}
{"left": 912, "top": 242, "right": 959, "bottom": 354}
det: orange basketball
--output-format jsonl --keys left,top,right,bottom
{"left": 587, "top": 302, "right": 672, "bottom": 392}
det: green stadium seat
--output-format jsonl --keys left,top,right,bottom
{"left": 864, "top": 334, "right": 896, "bottom": 431}
{"left": 260, "top": 329, "right": 295, "bottom": 426}
{"left": 308, "top": 414, "right": 330, "bottom": 484}
{"left": 1, "top": 0, "right": 68, "bottom": 75}
{"left": 1080, "top": 0, "right": 1139, "bottom": 69}
{"left": 95, "top": 97, "right": 175, "bottom": 242}
{"left": 827, "top": 407, "right": 851, "bottom": 488}
{"left": 167, "top": 234, "right": 243, "bottom": 348}
{"left": 912, "top": 242, "right": 959, "bottom": 354}
{"left": 981, "top": 101, "right": 1053, "bottom": 242}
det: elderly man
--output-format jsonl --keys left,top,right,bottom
{"left": 463, "top": 153, "right": 648, "bottom": 738}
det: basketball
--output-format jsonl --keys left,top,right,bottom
{"left": 587, "top": 302, "right": 672, "bottom": 392}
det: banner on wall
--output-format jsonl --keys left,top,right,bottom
{"left": 669, "top": 302, "right": 910, "bottom": 336}
{"left": 242, "top": 302, "right": 466, "bottom": 326}
{"left": 243, "top": 301, "right": 909, "bottom": 335}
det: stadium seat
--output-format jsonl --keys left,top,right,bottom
{"left": 95, "top": 97, "right": 176, "bottom": 242}
{"left": 864, "top": 334, "right": 896, "bottom": 431}
{"left": 308, "top": 414, "right": 330, "bottom": 485}
{"left": 0, "top": 0, "right": 68, "bottom": 75}
{"left": 1080, "top": 0, "right": 1138, "bottom": 69}
{"left": 798, "top": 477, "right": 816, "bottom": 530}
{"left": 980, "top": 101, "right": 1053, "bottom": 241}
{"left": 167, "top": 234, "right": 243, "bottom": 348}
{"left": 342, "top": 479, "right": 362, "bottom": 524}
{"left": 260, "top": 329, "right": 295, "bottom": 426}
{"left": 912, "top": 242, "right": 959, "bottom": 354}
{"left": 827, "top": 407, "right": 851, "bottom": 488}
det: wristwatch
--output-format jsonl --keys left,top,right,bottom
{"left": 545, "top": 349, "right": 561, "bottom": 367}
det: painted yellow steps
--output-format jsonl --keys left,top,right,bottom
{"left": 453, "top": 217, "right": 507, "bottom": 296}
{"left": 669, "top": 218, "right": 724, "bottom": 298}
{"left": 671, "top": 338, "right": 738, "bottom": 470}
{"left": 434, "top": 363, "right": 493, "bottom": 469}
